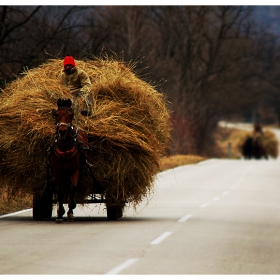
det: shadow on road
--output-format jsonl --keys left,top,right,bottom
{"left": 0, "top": 215, "right": 173, "bottom": 223}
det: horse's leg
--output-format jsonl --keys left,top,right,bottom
{"left": 67, "top": 170, "right": 79, "bottom": 222}
{"left": 56, "top": 181, "right": 65, "bottom": 223}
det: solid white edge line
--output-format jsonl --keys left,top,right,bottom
{"left": 178, "top": 214, "right": 193, "bottom": 223}
{"left": 150, "top": 231, "right": 172, "bottom": 245}
{"left": 105, "top": 258, "right": 139, "bottom": 275}
{"left": 0, "top": 208, "right": 32, "bottom": 219}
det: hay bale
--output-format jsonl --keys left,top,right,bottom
{"left": 0, "top": 57, "right": 171, "bottom": 207}
{"left": 237, "top": 129, "right": 279, "bottom": 158}
{"left": 262, "top": 130, "right": 279, "bottom": 158}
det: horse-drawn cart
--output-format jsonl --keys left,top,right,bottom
{"left": 32, "top": 99, "right": 125, "bottom": 222}
{"left": 33, "top": 150, "right": 125, "bottom": 222}
{"left": 0, "top": 58, "right": 170, "bottom": 223}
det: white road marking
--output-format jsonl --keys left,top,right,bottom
{"left": 212, "top": 197, "right": 220, "bottom": 201}
{"left": 0, "top": 208, "right": 32, "bottom": 219}
{"left": 150, "top": 231, "right": 172, "bottom": 245}
{"left": 105, "top": 258, "right": 139, "bottom": 275}
{"left": 178, "top": 214, "right": 193, "bottom": 223}
{"left": 222, "top": 191, "right": 229, "bottom": 196}
{"left": 200, "top": 203, "right": 209, "bottom": 208}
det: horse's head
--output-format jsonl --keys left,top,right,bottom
{"left": 52, "top": 98, "right": 74, "bottom": 139}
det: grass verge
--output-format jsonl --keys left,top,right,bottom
{"left": 216, "top": 127, "right": 249, "bottom": 159}
{"left": 0, "top": 186, "right": 33, "bottom": 216}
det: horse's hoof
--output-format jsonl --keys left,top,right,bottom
{"left": 56, "top": 218, "right": 64, "bottom": 223}
{"left": 67, "top": 214, "right": 75, "bottom": 222}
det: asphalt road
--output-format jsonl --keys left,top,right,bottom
{"left": 1, "top": 128, "right": 280, "bottom": 275}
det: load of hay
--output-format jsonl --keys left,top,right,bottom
{"left": 0, "top": 57, "right": 171, "bottom": 208}
{"left": 237, "top": 129, "right": 279, "bottom": 158}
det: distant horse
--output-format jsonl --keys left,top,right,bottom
{"left": 242, "top": 136, "right": 254, "bottom": 159}
{"left": 49, "top": 98, "right": 89, "bottom": 222}
{"left": 242, "top": 135, "right": 267, "bottom": 160}
{"left": 253, "top": 136, "right": 267, "bottom": 160}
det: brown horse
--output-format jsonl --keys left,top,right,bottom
{"left": 49, "top": 98, "right": 89, "bottom": 222}
{"left": 242, "top": 135, "right": 268, "bottom": 160}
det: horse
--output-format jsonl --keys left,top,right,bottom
{"left": 242, "top": 136, "right": 254, "bottom": 159}
{"left": 242, "top": 135, "right": 268, "bottom": 160}
{"left": 253, "top": 135, "right": 268, "bottom": 160}
{"left": 49, "top": 98, "right": 90, "bottom": 222}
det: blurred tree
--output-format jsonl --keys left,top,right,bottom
{"left": 0, "top": 5, "right": 277, "bottom": 156}
{"left": 0, "top": 6, "right": 91, "bottom": 87}
{"left": 145, "top": 6, "right": 271, "bottom": 155}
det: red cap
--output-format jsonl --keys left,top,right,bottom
{"left": 63, "top": 56, "right": 76, "bottom": 67}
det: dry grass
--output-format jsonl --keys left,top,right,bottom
{"left": 160, "top": 155, "right": 206, "bottom": 170}
{"left": 0, "top": 185, "right": 32, "bottom": 216}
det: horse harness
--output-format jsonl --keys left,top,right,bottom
{"left": 46, "top": 124, "right": 102, "bottom": 190}
{"left": 47, "top": 123, "right": 89, "bottom": 160}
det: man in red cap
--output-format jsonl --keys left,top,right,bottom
{"left": 61, "top": 56, "right": 93, "bottom": 116}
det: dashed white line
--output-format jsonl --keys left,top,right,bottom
{"left": 150, "top": 231, "right": 172, "bottom": 245}
{"left": 178, "top": 214, "right": 193, "bottom": 223}
{"left": 105, "top": 258, "right": 139, "bottom": 275}
{"left": 222, "top": 191, "right": 229, "bottom": 196}
{"left": 200, "top": 203, "right": 209, "bottom": 208}
{"left": 212, "top": 197, "right": 220, "bottom": 201}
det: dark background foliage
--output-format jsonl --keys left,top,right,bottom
{"left": 1, "top": 5, "right": 280, "bottom": 156}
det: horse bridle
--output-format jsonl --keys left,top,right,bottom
{"left": 56, "top": 122, "right": 71, "bottom": 128}
{"left": 55, "top": 107, "right": 73, "bottom": 140}
{"left": 56, "top": 122, "right": 73, "bottom": 140}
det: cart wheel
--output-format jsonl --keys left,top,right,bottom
{"left": 33, "top": 185, "right": 53, "bottom": 220}
{"left": 106, "top": 204, "right": 123, "bottom": 221}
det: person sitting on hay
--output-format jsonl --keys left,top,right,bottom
{"left": 61, "top": 55, "right": 93, "bottom": 116}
